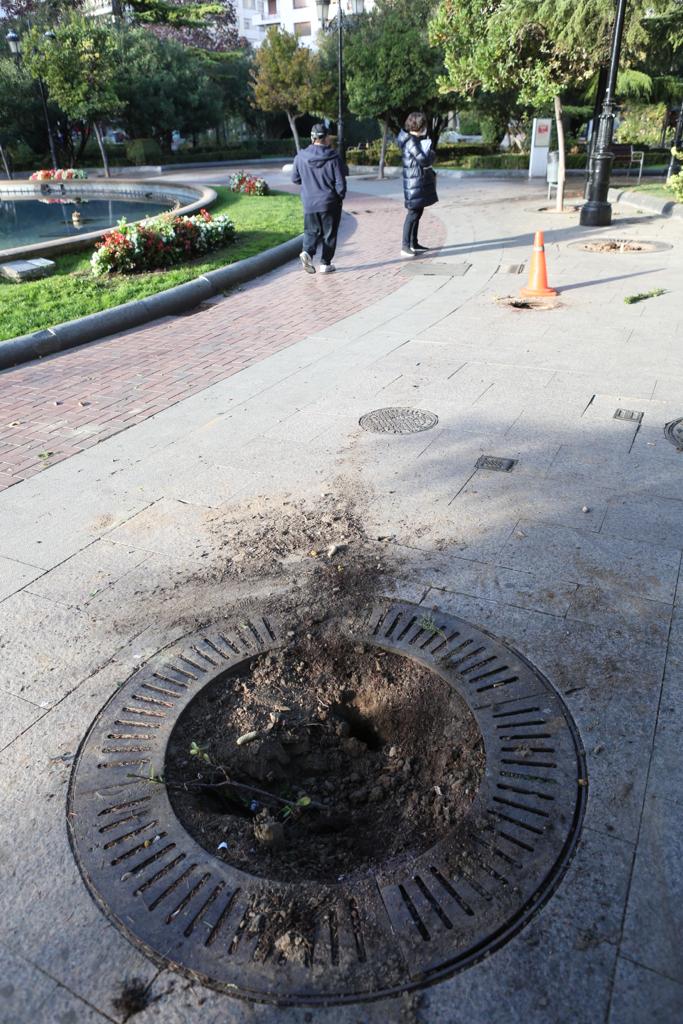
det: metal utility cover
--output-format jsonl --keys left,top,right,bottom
{"left": 664, "top": 418, "right": 683, "bottom": 450}
{"left": 68, "top": 600, "right": 586, "bottom": 1006}
{"left": 476, "top": 456, "right": 517, "bottom": 472}
{"left": 359, "top": 408, "right": 438, "bottom": 434}
{"left": 402, "top": 262, "right": 471, "bottom": 277}
{"left": 613, "top": 409, "right": 644, "bottom": 423}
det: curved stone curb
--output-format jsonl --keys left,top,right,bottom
{"left": 609, "top": 186, "right": 683, "bottom": 220}
{"left": 0, "top": 233, "right": 304, "bottom": 372}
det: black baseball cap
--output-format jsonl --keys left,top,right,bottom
{"left": 311, "top": 123, "right": 330, "bottom": 139}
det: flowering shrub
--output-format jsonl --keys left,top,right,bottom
{"left": 228, "top": 170, "right": 270, "bottom": 196}
{"left": 91, "top": 208, "right": 236, "bottom": 276}
{"left": 667, "top": 149, "right": 683, "bottom": 204}
{"left": 30, "top": 168, "right": 88, "bottom": 182}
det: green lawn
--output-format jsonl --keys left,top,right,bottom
{"left": 622, "top": 181, "right": 675, "bottom": 199}
{"left": 0, "top": 188, "right": 303, "bottom": 342}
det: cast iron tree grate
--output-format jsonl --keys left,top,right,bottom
{"left": 664, "top": 418, "right": 683, "bottom": 450}
{"left": 359, "top": 408, "right": 438, "bottom": 435}
{"left": 68, "top": 601, "right": 586, "bottom": 1006}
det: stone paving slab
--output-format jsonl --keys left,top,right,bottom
{"left": 0, "top": 178, "right": 682, "bottom": 1022}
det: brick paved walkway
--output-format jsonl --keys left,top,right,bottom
{"left": 0, "top": 194, "right": 444, "bottom": 492}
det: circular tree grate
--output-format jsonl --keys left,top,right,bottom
{"left": 664, "top": 418, "right": 683, "bottom": 450}
{"left": 569, "top": 237, "right": 671, "bottom": 254}
{"left": 359, "top": 408, "right": 438, "bottom": 434}
{"left": 68, "top": 601, "right": 586, "bottom": 1006}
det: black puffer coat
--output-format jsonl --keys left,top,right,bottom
{"left": 397, "top": 129, "right": 438, "bottom": 210}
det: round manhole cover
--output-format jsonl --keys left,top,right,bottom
{"left": 569, "top": 237, "right": 671, "bottom": 254}
{"left": 664, "top": 418, "right": 683, "bottom": 450}
{"left": 68, "top": 601, "right": 586, "bottom": 1005}
{"left": 359, "top": 408, "right": 438, "bottom": 434}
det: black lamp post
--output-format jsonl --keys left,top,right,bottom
{"left": 580, "top": 0, "right": 628, "bottom": 227}
{"left": 316, "top": 0, "right": 363, "bottom": 160}
{"left": 6, "top": 28, "right": 59, "bottom": 172}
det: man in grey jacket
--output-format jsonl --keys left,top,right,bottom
{"left": 291, "top": 124, "right": 346, "bottom": 275}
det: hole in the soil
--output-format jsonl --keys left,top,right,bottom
{"left": 166, "top": 634, "right": 485, "bottom": 884}
{"left": 332, "top": 701, "right": 384, "bottom": 750}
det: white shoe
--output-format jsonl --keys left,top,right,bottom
{"left": 299, "top": 251, "right": 315, "bottom": 274}
{"left": 320, "top": 263, "right": 336, "bottom": 273}
{"left": 400, "top": 249, "right": 415, "bottom": 258}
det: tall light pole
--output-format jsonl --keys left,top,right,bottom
{"left": 316, "top": 0, "right": 363, "bottom": 160}
{"left": 6, "top": 28, "right": 59, "bottom": 172}
{"left": 580, "top": 0, "right": 628, "bottom": 227}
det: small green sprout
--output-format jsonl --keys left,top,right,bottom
{"left": 189, "top": 741, "right": 211, "bottom": 763}
{"left": 624, "top": 288, "right": 666, "bottom": 305}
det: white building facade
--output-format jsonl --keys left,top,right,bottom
{"left": 240, "top": 0, "right": 374, "bottom": 48}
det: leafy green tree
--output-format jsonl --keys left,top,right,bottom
{"left": 23, "top": 12, "right": 122, "bottom": 176}
{"left": 123, "top": 0, "right": 239, "bottom": 49}
{"left": 341, "top": 0, "right": 452, "bottom": 177}
{"left": 0, "top": 56, "right": 43, "bottom": 176}
{"left": 252, "top": 27, "right": 332, "bottom": 152}
{"left": 431, "top": 0, "right": 681, "bottom": 209}
{"left": 115, "top": 27, "right": 222, "bottom": 149}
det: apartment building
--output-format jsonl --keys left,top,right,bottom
{"left": 239, "top": 0, "right": 374, "bottom": 48}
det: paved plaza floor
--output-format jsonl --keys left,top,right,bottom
{"left": 0, "top": 171, "right": 681, "bottom": 1023}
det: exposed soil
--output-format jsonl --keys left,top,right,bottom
{"left": 166, "top": 630, "right": 484, "bottom": 885}
{"left": 580, "top": 238, "right": 655, "bottom": 253}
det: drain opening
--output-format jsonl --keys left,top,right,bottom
{"left": 68, "top": 601, "right": 586, "bottom": 1005}
{"left": 359, "top": 408, "right": 438, "bottom": 435}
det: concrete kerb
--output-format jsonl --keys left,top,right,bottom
{"left": 0, "top": 232, "right": 304, "bottom": 372}
{"left": 608, "top": 185, "right": 683, "bottom": 220}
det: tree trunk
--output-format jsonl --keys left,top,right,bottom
{"left": 93, "top": 122, "right": 111, "bottom": 178}
{"left": 554, "top": 94, "right": 566, "bottom": 213}
{"left": 0, "top": 144, "right": 12, "bottom": 180}
{"left": 286, "top": 110, "right": 301, "bottom": 153}
{"left": 378, "top": 119, "right": 389, "bottom": 180}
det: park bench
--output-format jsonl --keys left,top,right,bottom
{"left": 610, "top": 143, "right": 645, "bottom": 183}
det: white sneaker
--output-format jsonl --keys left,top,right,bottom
{"left": 400, "top": 249, "right": 415, "bottom": 258}
{"left": 299, "top": 251, "right": 315, "bottom": 274}
{"left": 320, "top": 263, "right": 336, "bottom": 274}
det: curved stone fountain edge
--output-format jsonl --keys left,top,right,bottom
{"left": 0, "top": 231, "right": 304, "bottom": 371}
{"left": 0, "top": 179, "right": 217, "bottom": 264}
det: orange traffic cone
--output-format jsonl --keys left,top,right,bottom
{"left": 520, "top": 231, "right": 557, "bottom": 298}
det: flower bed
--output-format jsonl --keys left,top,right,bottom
{"left": 228, "top": 170, "right": 270, "bottom": 196}
{"left": 29, "top": 168, "right": 88, "bottom": 181}
{"left": 91, "top": 208, "right": 236, "bottom": 276}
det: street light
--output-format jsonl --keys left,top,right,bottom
{"left": 5, "top": 27, "right": 59, "bottom": 172}
{"left": 316, "top": 0, "right": 364, "bottom": 159}
{"left": 580, "top": 0, "right": 628, "bottom": 227}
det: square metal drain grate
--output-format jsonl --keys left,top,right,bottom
{"left": 613, "top": 408, "right": 643, "bottom": 423}
{"left": 476, "top": 455, "right": 517, "bottom": 472}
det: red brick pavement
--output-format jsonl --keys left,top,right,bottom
{"left": 0, "top": 194, "right": 445, "bottom": 492}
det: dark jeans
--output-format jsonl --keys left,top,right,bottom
{"left": 303, "top": 204, "right": 342, "bottom": 264}
{"left": 402, "top": 206, "right": 424, "bottom": 249}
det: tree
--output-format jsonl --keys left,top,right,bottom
{"left": 23, "top": 13, "right": 123, "bottom": 176}
{"left": 124, "top": 0, "right": 239, "bottom": 50}
{"left": 431, "top": 0, "right": 682, "bottom": 210}
{"left": 252, "top": 27, "right": 332, "bottom": 152}
{"left": 115, "top": 27, "right": 222, "bottom": 149}
{"left": 0, "top": 56, "right": 45, "bottom": 176}
{"left": 340, "top": 0, "right": 452, "bottom": 177}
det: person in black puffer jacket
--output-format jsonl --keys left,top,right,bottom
{"left": 397, "top": 111, "right": 438, "bottom": 258}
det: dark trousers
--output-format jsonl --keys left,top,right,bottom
{"left": 402, "top": 206, "right": 424, "bottom": 249}
{"left": 303, "top": 204, "right": 342, "bottom": 264}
